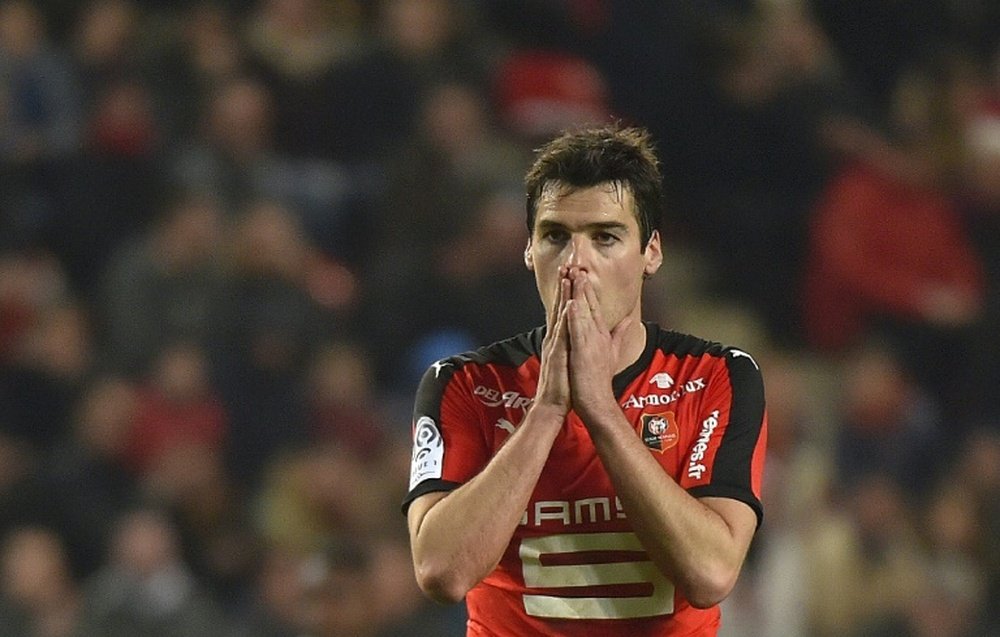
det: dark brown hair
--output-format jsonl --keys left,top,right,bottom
{"left": 524, "top": 124, "right": 663, "bottom": 247}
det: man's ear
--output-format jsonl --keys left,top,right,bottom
{"left": 524, "top": 240, "right": 534, "bottom": 271}
{"left": 643, "top": 230, "right": 663, "bottom": 278}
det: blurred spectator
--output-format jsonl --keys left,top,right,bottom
{"left": 0, "top": 432, "right": 48, "bottom": 575}
{"left": 852, "top": 482, "right": 990, "bottom": 636}
{"left": 304, "top": 339, "right": 386, "bottom": 459}
{"left": 0, "top": 250, "right": 68, "bottom": 364}
{"left": 832, "top": 340, "right": 944, "bottom": 498}
{"left": 169, "top": 73, "right": 366, "bottom": 261}
{"left": 0, "top": 1, "right": 81, "bottom": 162}
{"left": 0, "top": 299, "right": 95, "bottom": 453}
{"left": 370, "top": 536, "right": 468, "bottom": 636}
{"left": 492, "top": 48, "right": 612, "bottom": 142}
{"left": 141, "top": 440, "right": 255, "bottom": 616}
{"left": 51, "top": 76, "right": 165, "bottom": 292}
{"left": 170, "top": 75, "right": 281, "bottom": 215}
{"left": 288, "top": 0, "right": 495, "bottom": 164}
{"left": 430, "top": 188, "right": 541, "bottom": 346}
{"left": 98, "top": 192, "right": 225, "bottom": 374}
{"left": 655, "top": 3, "right": 847, "bottom": 343}
{"left": 121, "top": 341, "right": 248, "bottom": 605}
{"left": 43, "top": 375, "right": 139, "bottom": 577}
{"left": 124, "top": 340, "right": 227, "bottom": 478}
{"left": 720, "top": 350, "right": 838, "bottom": 637}
{"left": 853, "top": 568, "right": 986, "bottom": 637}
{"left": 286, "top": 541, "right": 373, "bottom": 637}
{"left": 244, "top": 0, "right": 364, "bottom": 161}
{"left": 149, "top": 2, "right": 248, "bottom": 138}
{"left": 0, "top": 0, "right": 82, "bottom": 246}
{"left": 70, "top": 0, "right": 144, "bottom": 103}
{"left": 959, "top": 84, "right": 1000, "bottom": 419}
{"left": 210, "top": 200, "right": 334, "bottom": 487}
{"left": 362, "top": 80, "right": 527, "bottom": 386}
{"left": 76, "top": 507, "right": 229, "bottom": 636}
{"left": 376, "top": 0, "right": 491, "bottom": 85}
{"left": 802, "top": 56, "right": 987, "bottom": 389}
{"left": 804, "top": 472, "right": 926, "bottom": 637}
{"left": 809, "top": 0, "right": 996, "bottom": 117}
{"left": 0, "top": 527, "right": 81, "bottom": 637}
{"left": 245, "top": 0, "right": 361, "bottom": 82}
{"left": 255, "top": 443, "right": 382, "bottom": 554}
{"left": 953, "top": 427, "right": 1000, "bottom": 632}
{"left": 44, "top": 0, "right": 164, "bottom": 290}
{"left": 234, "top": 546, "right": 309, "bottom": 636}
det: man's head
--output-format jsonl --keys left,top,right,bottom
{"left": 524, "top": 124, "right": 663, "bottom": 249}
{"left": 523, "top": 124, "right": 664, "bottom": 331}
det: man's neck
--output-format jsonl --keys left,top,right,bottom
{"left": 615, "top": 315, "right": 648, "bottom": 375}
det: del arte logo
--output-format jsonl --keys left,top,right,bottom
{"left": 474, "top": 384, "right": 533, "bottom": 410}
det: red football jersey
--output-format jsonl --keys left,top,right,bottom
{"left": 404, "top": 323, "right": 767, "bottom": 636}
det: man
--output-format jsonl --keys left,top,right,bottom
{"left": 403, "top": 125, "right": 767, "bottom": 636}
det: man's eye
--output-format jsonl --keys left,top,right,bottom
{"left": 543, "top": 230, "right": 569, "bottom": 243}
{"left": 594, "top": 233, "right": 619, "bottom": 246}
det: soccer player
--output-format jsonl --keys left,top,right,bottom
{"left": 403, "top": 124, "right": 767, "bottom": 636}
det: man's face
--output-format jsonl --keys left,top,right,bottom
{"left": 525, "top": 182, "right": 662, "bottom": 330}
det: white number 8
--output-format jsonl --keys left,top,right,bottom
{"left": 519, "top": 532, "right": 675, "bottom": 620}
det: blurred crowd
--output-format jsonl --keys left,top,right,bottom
{"left": 0, "top": 0, "right": 997, "bottom": 635}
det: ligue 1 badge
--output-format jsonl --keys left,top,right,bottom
{"left": 640, "top": 412, "right": 679, "bottom": 453}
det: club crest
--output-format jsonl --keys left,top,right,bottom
{"left": 640, "top": 412, "right": 679, "bottom": 453}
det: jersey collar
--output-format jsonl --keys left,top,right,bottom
{"left": 530, "top": 321, "right": 658, "bottom": 399}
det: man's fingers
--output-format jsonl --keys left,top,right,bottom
{"left": 580, "top": 275, "right": 607, "bottom": 332}
{"left": 548, "top": 279, "right": 572, "bottom": 354}
{"left": 565, "top": 271, "right": 606, "bottom": 338}
{"left": 546, "top": 276, "right": 562, "bottom": 333}
{"left": 546, "top": 276, "right": 571, "bottom": 341}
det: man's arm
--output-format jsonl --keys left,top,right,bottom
{"left": 584, "top": 412, "right": 758, "bottom": 608}
{"left": 565, "top": 269, "right": 760, "bottom": 608}
{"left": 408, "top": 277, "right": 574, "bottom": 603}
{"left": 407, "top": 401, "right": 565, "bottom": 603}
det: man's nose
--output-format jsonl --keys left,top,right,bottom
{"left": 564, "top": 235, "right": 590, "bottom": 269}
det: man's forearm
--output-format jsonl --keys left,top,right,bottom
{"left": 408, "top": 404, "right": 565, "bottom": 603}
{"left": 584, "top": 408, "right": 756, "bottom": 608}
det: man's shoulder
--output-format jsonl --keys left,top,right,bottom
{"left": 649, "top": 324, "right": 725, "bottom": 358}
{"left": 650, "top": 324, "right": 758, "bottom": 362}
{"left": 429, "top": 327, "right": 543, "bottom": 377}
{"left": 413, "top": 327, "right": 542, "bottom": 417}
{"left": 414, "top": 327, "right": 543, "bottom": 395}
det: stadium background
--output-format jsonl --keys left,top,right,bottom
{"left": 0, "top": 0, "right": 998, "bottom": 635}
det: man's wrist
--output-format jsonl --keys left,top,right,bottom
{"left": 576, "top": 397, "right": 628, "bottom": 436}
{"left": 526, "top": 402, "right": 569, "bottom": 425}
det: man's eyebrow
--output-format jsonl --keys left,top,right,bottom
{"left": 535, "top": 219, "right": 631, "bottom": 233}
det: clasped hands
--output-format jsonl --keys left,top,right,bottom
{"left": 535, "top": 265, "right": 631, "bottom": 425}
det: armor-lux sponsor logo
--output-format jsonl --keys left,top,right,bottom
{"left": 687, "top": 410, "right": 720, "bottom": 480}
{"left": 474, "top": 384, "right": 533, "bottom": 410}
{"left": 621, "top": 377, "right": 706, "bottom": 409}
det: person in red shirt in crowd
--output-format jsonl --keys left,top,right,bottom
{"left": 125, "top": 340, "right": 227, "bottom": 477}
{"left": 801, "top": 157, "right": 985, "bottom": 350}
{"left": 802, "top": 55, "right": 987, "bottom": 411}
